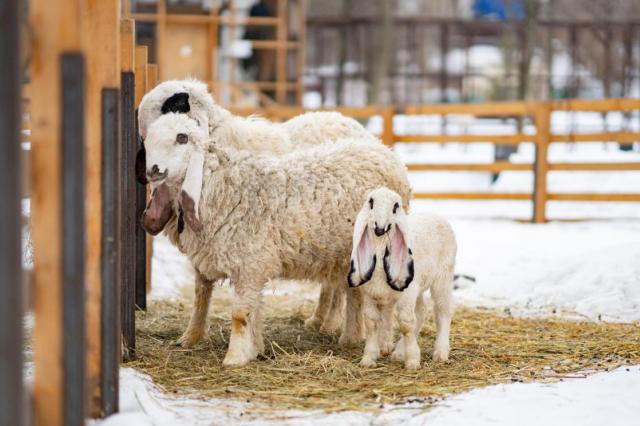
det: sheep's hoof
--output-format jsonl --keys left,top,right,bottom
{"left": 379, "top": 339, "right": 395, "bottom": 357}
{"left": 222, "top": 351, "right": 253, "bottom": 367}
{"left": 176, "top": 332, "right": 201, "bottom": 349}
{"left": 404, "top": 359, "right": 421, "bottom": 370}
{"left": 304, "top": 316, "right": 322, "bottom": 330}
{"left": 432, "top": 347, "right": 450, "bottom": 362}
{"left": 359, "top": 357, "right": 377, "bottom": 368}
{"left": 338, "top": 333, "right": 363, "bottom": 347}
{"left": 319, "top": 319, "right": 342, "bottom": 335}
{"left": 390, "top": 347, "right": 405, "bottom": 362}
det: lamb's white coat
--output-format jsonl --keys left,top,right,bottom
{"left": 143, "top": 114, "right": 412, "bottom": 366}
{"left": 349, "top": 187, "right": 456, "bottom": 369}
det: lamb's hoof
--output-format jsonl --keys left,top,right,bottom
{"left": 338, "top": 333, "right": 363, "bottom": 347}
{"left": 432, "top": 347, "right": 450, "bottom": 362}
{"left": 176, "top": 333, "right": 201, "bottom": 349}
{"left": 390, "top": 345, "right": 405, "bottom": 362}
{"left": 222, "top": 351, "right": 254, "bottom": 367}
{"left": 319, "top": 319, "right": 342, "bottom": 335}
{"left": 404, "top": 359, "right": 421, "bottom": 370}
{"left": 304, "top": 316, "right": 322, "bottom": 330}
{"left": 359, "top": 357, "right": 377, "bottom": 368}
{"left": 379, "top": 340, "right": 395, "bottom": 357}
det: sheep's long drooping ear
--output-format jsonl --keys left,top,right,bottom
{"left": 161, "top": 92, "right": 190, "bottom": 114}
{"left": 383, "top": 215, "right": 414, "bottom": 291}
{"left": 347, "top": 210, "right": 376, "bottom": 287}
{"left": 178, "top": 149, "right": 204, "bottom": 232}
{"left": 141, "top": 182, "right": 174, "bottom": 235}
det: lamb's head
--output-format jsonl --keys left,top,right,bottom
{"left": 348, "top": 187, "right": 414, "bottom": 291}
{"left": 136, "top": 79, "right": 229, "bottom": 185}
{"left": 141, "top": 114, "right": 208, "bottom": 235}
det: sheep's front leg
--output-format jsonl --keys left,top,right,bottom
{"left": 223, "top": 278, "right": 264, "bottom": 367}
{"left": 397, "top": 298, "right": 420, "bottom": 370}
{"left": 304, "top": 281, "right": 334, "bottom": 330}
{"left": 431, "top": 275, "right": 454, "bottom": 362}
{"left": 359, "top": 298, "right": 381, "bottom": 367}
{"left": 339, "top": 287, "right": 365, "bottom": 346}
{"left": 177, "top": 271, "right": 214, "bottom": 348}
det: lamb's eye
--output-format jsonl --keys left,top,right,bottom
{"left": 393, "top": 202, "right": 399, "bottom": 214}
{"left": 176, "top": 133, "right": 188, "bottom": 145}
{"left": 369, "top": 198, "right": 374, "bottom": 209}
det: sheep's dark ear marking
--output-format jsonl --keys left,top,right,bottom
{"left": 161, "top": 92, "right": 190, "bottom": 114}
{"left": 176, "top": 133, "right": 188, "bottom": 145}
{"left": 135, "top": 142, "right": 148, "bottom": 184}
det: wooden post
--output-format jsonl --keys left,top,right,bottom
{"left": 533, "top": 102, "right": 551, "bottom": 223}
{"left": 381, "top": 106, "right": 394, "bottom": 146}
{"left": 145, "top": 65, "right": 158, "bottom": 294}
{"left": 276, "top": 0, "right": 288, "bottom": 104}
{"left": 30, "top": 0, "right": 83, "bottom": 425}
{"left": 295, "top": 0, "right": 306, "bottom": 105}
{"left": 120, "top": 19, "right": 137, "bottom": 362}
{"left": 135, "top": 46, "right": 148, "bottom": 106}
{"left": 81, "top": 0, "right": 121, "bottom": 418}
{"left": 134, "top": 46, "right": 148, "bottom": 311}
{"left": 0, "top": 0, "right": 25, "bottom": 424}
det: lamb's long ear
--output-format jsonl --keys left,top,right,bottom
{"left": 178, "top": 149, "right": 204, "bottom": 232}
{"left": 347, "top": 210, "right": 376, "bottom": 287}
{"left": 384, "top": 214, "right": 414, "bottom": 291}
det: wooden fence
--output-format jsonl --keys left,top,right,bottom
{"left": 232, "top": 99, "right": 640, "bottom": 223}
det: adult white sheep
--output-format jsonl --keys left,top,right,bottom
{"left": 141, "top": 114, "right": 411, "bottom": 366}
{"left": 348, "top": 187, "right": 456, "bottom": 370}
{"left": 137, "top": 79, "right": 378, "bottom": 334}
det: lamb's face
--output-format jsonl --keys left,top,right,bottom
{"left": 362, "top": 187, "right": 405, "bottom": 242}
{"left": 144, "top": 114, "right": 204, "bottom": 187}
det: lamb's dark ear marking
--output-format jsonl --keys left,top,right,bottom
{"left": 347, "top": 255, "right": 377, "bottom": 288}
{"left": 135, "top": 141, "right": 148, "bottom": 184}
{"left": 161, "top": 92, "right": 190, "bottom": 114}
{"left": 384, "top": 248, "right": 412, "bottom": 292}
{"left": 177, "top": 208, "right": 185, "bottom": 234}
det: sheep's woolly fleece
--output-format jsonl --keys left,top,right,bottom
{"left": 145, "top": 113, "right": 411, "bottom": 290}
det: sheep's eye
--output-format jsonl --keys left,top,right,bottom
{"left": 393, "top": 202, "right": 399, "bottom": 214}
{"left": 369, "top": 198, "right": 374, "bottom": 209}
{"left": 176, "top": 133, "right": 188, "bottom": 145}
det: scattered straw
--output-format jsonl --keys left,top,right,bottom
{"left": 130, "top": 298, "right": 640, "bottom": 413}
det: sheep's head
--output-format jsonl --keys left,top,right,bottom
{"left": 348, "top": 187, "right": 414, "bottom": 291}
{"left": 141, "top": 114, "right": 208, "bottom": 235}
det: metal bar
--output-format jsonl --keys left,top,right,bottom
{"left": 120, "top": 77, "right": 136, "bottom": 361}
{"left": 100, "top": 88, "right": 120, "bottom": 415}
{"left": 0, "top": 0, "right": 24, "bottom": 423}
{"left": 61, "top": 52, "right": 86, "bottom": 426}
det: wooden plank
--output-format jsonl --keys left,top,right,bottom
{"left": 249, "top": 40, "right": 300, "bottom": 49}
{"left": 407, "top": 162, "right": 531, "bottom": 172}
{"left": 135, "top": 156, "right": 147, "bottom": 311}
{"left": 61, "top": 54, "right": 87, "bottom": 426}
{"left": 0, "top": 0, "right": 25, "bottom": 423}
{"left": 381, "top": 107, "right": 394, "bottom": 146}
{"left": 134, "top": 46, "right": 148, "bottom": 105}
{"left": 81, "top": 0, "right": 121, "bottom": 417}
{"left": 548, "top": 162, "right": 640, "bottom": 171}
{"left": 30, "top": 0, "right": 83, "bottom": 424}
{"left": 295, "top": 0, "right": 306, "bottom": 105}
{"left": 163, "top": 23, "right": 208, "bottom": 81}
{"left": 146, "top": 64, "right": 158, "bottom": 91}
{"left": 121, "top": 73, "right": 136, "bottom": 360}
{"left": 547, "top": 193, "right": 640, "bottom": 202}
{"left": 276, "top": 0, "right": 287, "bottom": 104}
{"left": 129, "top": 13, "right": 280, "bottom": 26}
{"left": 157, "top": 0, "right": 167, "bottom": 81}
{"left": 533, "top": 103, "right": 551, "bottom": 223}
{"left": 120, "top": 19, "right": 135, "bottom": 73}
{"left": 412, "top": 192, "right": 531, "bottom": 200}
{"left": 100, "top": 88, "right": 120, "bottom": 416}
{"left": 550, "top": 98, "right": 640, "bottom": 112}
{"left": 404, "top": 101, "right": 537, "bottom": 116}
{"left": 395, "top": 134, "right": 534, "bottom": 144}
{"left": 550, "top": 132, "right": 640, "bottom": 143}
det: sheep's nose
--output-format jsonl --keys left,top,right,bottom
{"left": 374, "top": 223, "right": 387, "bottom": 237}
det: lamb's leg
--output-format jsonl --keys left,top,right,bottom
{"left": 223, "top": 278, "right": 264, "bottom": 367}
{"left": 378, "top": 302, "right": 395, "bottom": 356}
{"left": 431, "top": 274, "right": 454, "bottom": 362}
{"left": 177, "top": 272, "right": 214, "bottom": 348}
{"left": 320, "top": 281, "right": 345, "bottom": 334}
{"left": 359, "top": 298, "right": 381, "bottom": 367}
{"left": 304, "top": 282, "right": 334, "bottom": 330}
{"left": 414, "top": 290, "right": 428, "bottom": 336}
{"left": 339, "top": 287, "right": 365, "bottom": 346}
{"left": 397, "top": 298, "right": 420, "bottom": 370}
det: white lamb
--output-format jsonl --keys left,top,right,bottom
{"left": 141, "top": 114, "right": 412, "bottom": 366}
{"left": 138, "top": 79, "right": 378, "bottom": 333}
{"left": 348, "top": 187, "right": 456, "bottom": 370}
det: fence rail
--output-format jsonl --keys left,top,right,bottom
{"left": 232, "top": 98, "right": 640, "bottom": 222}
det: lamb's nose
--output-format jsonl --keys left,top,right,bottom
{"left": 147, "top": 164, "right": 167, "bottom": 181}
{"left": 374, "top": 225, "right": 386, "bottom": 237}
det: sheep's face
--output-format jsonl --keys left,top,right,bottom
{"left": 348, "top": 187, "right": 414, "bottom": 291}
{"left": 141, "top": 114, "right": 207, "bottom": 235}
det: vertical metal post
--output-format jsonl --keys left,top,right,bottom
{"left": 0, "top": 0, "right": 24, "bottom": 424}
{"left": 122, "top": 74, "right": 137, "bottom": 360}
{"left": 61, "top": 52, "right": 86, "bottom": 426}
{"left": 100, "top": 88, "right": 120, "bottom": 414}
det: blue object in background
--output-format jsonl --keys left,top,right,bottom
{"left": 473, "top": 0, "right": 525, "bottom": 20}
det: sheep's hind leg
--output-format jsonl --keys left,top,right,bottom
{"left": 359, "top": 298, "right": 381, "bottom": 367}
{"left": 177, "top": 271, "right": 214, "bottom": 348}
{"left": 304, "top": 281, "right": 334, "bottom": 330}
{"left": 223, "top": 278, "right": 264, "bottom": 367}
{"left": 339, "top": 288, "right": 365, "bottom": 346}
{"left": 431, "top": 272, "right": 454, "bottom": 362}
{"left": 320, "top": 281, "right": 345, "bottom": 334}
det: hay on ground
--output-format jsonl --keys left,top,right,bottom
{"left": 130, "top": 296, "right": 640, "bottom": 413}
